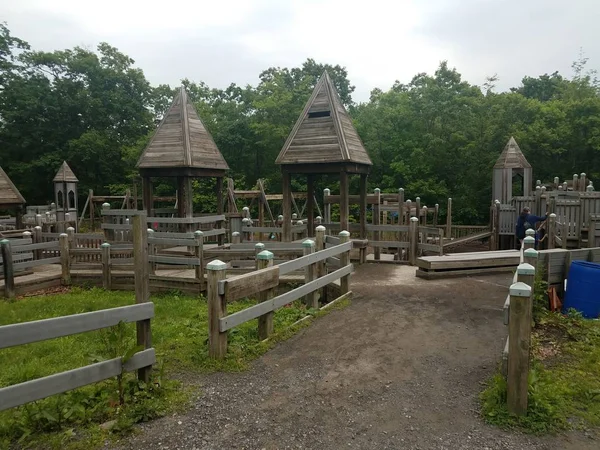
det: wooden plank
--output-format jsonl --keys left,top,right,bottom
{"left": 147, "top": 237, "right": 199, "bottom": 247}
{"left": 148, "top": 255, "right": 200, "bottom": 265}
{"left": 278, "top": 241, "right": 352, "bottom": 275}
{"left": 221, "top": 266, "right": 280, "bottom": 302}
{"left": 0, "top": 303, "right": 154, "bottom": 349}
{"left": 146, "top": 215, "right": 225, "bottom": 224}
{"left": 102, "top": 223, "right": 132, "bottom": 230}
{"left": 419, "top": 243, "right": 442, "bottom": 253}
{"left": 17, "top": 241, "right": 60, "bottom": 251}
{"left": 13, "top": 257, "right": 61, "bottom": 271}
{"left": 370, "top": 240, "right": 410, "bottom": 248}
{"left": 0, "top": 349, "right": 155, "bottom": 411}
{"left": 201, "top": 228, "right": 227, "bottom": 238}
{"left": 220, "top": 264, "right": 353, "bottom": 331}
{"left": 366, "top": 224, "right": 410, "bottom": 233}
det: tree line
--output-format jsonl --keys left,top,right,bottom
{"left": 1, "top": 24, "right": 599, "bottom": 223}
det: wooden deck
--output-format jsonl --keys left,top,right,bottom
{"left": 416, "top": 250, "right": 520, "bottom": 279}
{"left": 0, "top": 264, "right": 62, "bottom": 296}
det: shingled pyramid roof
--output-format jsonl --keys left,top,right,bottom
{"left": 0, "top": 166, "right": 25, "bottom": 205}
{"left": 53, "top": 161, "right": 78, "bottom": 183}
{"left": 276, "top": 71, "right": 372, "bottom": 167}
{"left": 494, "top": 137, "right": 531, "bottom": 169}
{"left": 137, "top": 87, "right": 229, "bottom": 172}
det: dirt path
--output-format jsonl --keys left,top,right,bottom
{"left": 119, "top": 265, "right": 597, "bottom": 450}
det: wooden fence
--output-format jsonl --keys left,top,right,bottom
{"left": 206, "top": 231, "right": 353, "bottom": 358}
{"left": 0, "top": 214, "right": 154, "bottom": 411}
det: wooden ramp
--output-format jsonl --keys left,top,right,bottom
{"left": 443, "top": 230, "right": 492, "bottom": 250}
{"left": 416, "top": 249, "right": 519, "bottom": 279}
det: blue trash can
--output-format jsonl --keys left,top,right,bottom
{"left": 563, "top": 261, "right": 600, "bottom": 318}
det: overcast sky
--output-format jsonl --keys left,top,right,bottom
{"left": 2, "top": 0, "right": 598, "bottom": 102}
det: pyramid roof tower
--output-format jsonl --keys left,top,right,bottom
{"left": 0, "top": 166, "right": 26, "bottom": 206}
{"left": 276, "top": 71, "right": 372, "bottom": 169}
{"left": 53, "top": 161, "right": 79, "bottom": 183}
{"left": 137, "top": 87, "right": 229, "bottom": 176}
{"left": 494, "top": 137, "right": 531, "bottom": 169}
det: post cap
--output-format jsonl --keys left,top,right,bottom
{"left": 0, "top": 239, "right": 9, "bottom": 245}
{"left": 257, "top": 250, "right": 274, "bottom": 260}
{"left": 541, "top": 186, "right": 547, "bottom": 191}
{"left": 242, "top": 206, "right": 249, "bottom": 211}
{"left": 399, "top": 188, "right": 404, "bottom": 193}
{"left": 448, "top": 197, "right": 452, "bottom": 201}
{"left": 523, "top": 236, "right": 535, "bottom": 243}
{"left": 147, "top": 228, "right": 155, "bottom": 234}
{"left": 254, "top": 242, "right": 265, "bottom": 249}
{"left": 302, "top": 239, "right": 315, "bottom": 248}
{"left": 194, "top": 230, "right": 204, "bottom": 237}
{"left": 66, "top": 227, "right": 75, "bottom": 232}
{"left": 510, "top": 282, "right": 532, "bottom": 297}
{"left": 406, "top": 199, "right": 412, "bottom": 204}
{"left": 535, "top": 185, "right": 541, "bottom": 191}
{"left": 536, "top": 179, "right": 542, "bottom": 185}
{"left": 34, "top": 225, "right": 42, "bottom": 230}
{"left": 495, "top": 199, "right": 500, "bottom": 204}
{"left": 316, "top": 216, "right": 322, "bottom": 220}
{"left": 525, "top": 228, "right": 535, "bottom": 236}
{"left": 374, "top": 188, "right": 380, "bottom": 193}
{"left": 232, "top": 231, "right": 240, "bottom": 237}
{"left": 59, "top": 233, "right": 68, "bottom": 238}
{"left": 549, "top": 213, "right": 556, "bottom": 218}
{"left": 573, "top": 174, "right": 579, "bottom": 179}
{"left": 517, "top": 263, "right": 535, "bottom": 275}
{"left": 297, "top": 220, "right": 304, "bottom": 225}
{"left": 36, "top": 213, "right": 41, "bottom": 217}
{"left": 316, "top": 225, "right": 326, "bottom": 232}
{"left": 23, "top": 231, "right": 32, "bottom": 236}
{"left": 416, "top": 196, "right": 420, "bottom": 201}
{"left": 207, "top": 259, "right": 227, "bottom": 271}
{"left": 524, "top": 248, "right": 538, "bottom": 258}
{"left": 435, "top": 203, "right": 439, "bottom": 207}
{"left": 410, "top": 217, "right": 419, "bottom": 222}
{"left": 587, "top": 185, "right": 595, "bottom": 192}
{"left": 554, "top": 176, "right": 559, "bottom": 183}
{"left": 242, "top": 218, "right": 251, "bottom": 224}
{"left": 423, "top": 206, "right": 428, "bottom": 210}
{"left": 324, "top": 188, "right": 330, "bottom": 194}
{"left": 100, "top": 242, "right": 111, "bottom": 248}
{"left": 581, "top": 172, "right": 586, "bottom": 177}
{"left": 278, "top": 215, "right": 284, "bottom": 220}
{"left": 339, "top": 230, "right": 350, "bottom": 237}
{"left": 102, "top": 202, "right": 110, "bottom": 208}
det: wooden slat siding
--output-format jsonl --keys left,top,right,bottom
{"left": 0, "top": 303, "right": 154, "bottom": 349}
{"left": 277, "top": 241, "right": 352, "bottom": 276}
{"left": 146, "top": 215, "right": 225, "bottom": 225}
{"left": 221, "top": 266, "right": 280, "bottom": 302}
{"left": 147, "top": 237, "right": 199, "bottom": 247}
{"left": 13, "top": 257, "right": 61, "bottom": 271}
{"left": 13, "top": 241, "right": 60, "bottom": 252}
{"left": 8, "top": 238, "right": 33, "bottom": 246}
{"left": 0, "top": 349, "right": 155, "bottom": 412}
{"left": 148, "top": 255, "right": 200, "bottom": 266}
{"left": 220, "top": 264, "right": 353, "bottom": 332}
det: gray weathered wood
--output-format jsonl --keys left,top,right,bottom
{"left": 147, "top": 237, "right": 200, "bottom": 247}
{"left": 409, "top": 217, "right": 419, "bottom": 265}
{"left": 220, "top": 264, "right": 353, "bottom": 331}
{"left": 507, "top": 282, "right": 532, "bottom": 416}
{"left": 59, "top": 233, "right": 70, "bottom": 286}
{"left": 222, "top": 265, "right": 280, "bottom": 302}
{"left": 257, "top": 251, "right": 275, "bottom": 339}
{"left": 303, "top": 240, "right": 318, "bottom": 308}
{"left": 282, "top": 171, "right": 292, "bottom": 242}
{"left": 148, "top": 255, "right": 201, "bottom": 265}
{"left": 373, "top": 188, "right": 381, "bottom": 260}
{"left": 0, "top": 348, "right": 155, "bottom": 412}
{"left": 208, "top": 260, "right": 228, "bottom": 358}
{"left": 278, "top": 241, "right": 352, "bottom": 275}
{"left": 146, "top": 215, "right": 226, "bottom": 224}
{"left": 0, "top": 303, "right": 154, "bottom": 349}
{"left": 339, "top": 231, "right": 350, "bottom": 294}
{"left": 101, "top": 243, "right": 111, "bottom": 289}
{"left": 13, "top": 256, "right": 61, "bottom": 271}
{"left": 1, "top": 239, "right": 15, "bottom": 298}
{"left": 446, "top": 198, "right": 452, "bottom": 238}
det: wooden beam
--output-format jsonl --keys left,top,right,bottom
{"left": 307, "top": 175, "right": 315, "bottom": 237}
{"left": 282, "top": 171, "right": 292, "bottom": 242}
{"left": 359, "top": 174, "right": 367, "bottom": 239}
{"left": 142, "top": 177, "right": 153, "bottom": 216}
{"left": 339, "top": 171, "right": 349, "bottom": 233}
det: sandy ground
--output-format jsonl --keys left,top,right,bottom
{"left": 117, "top": 264, "right": 597, "bottom": 450}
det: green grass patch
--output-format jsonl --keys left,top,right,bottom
{"left": 0, "top": 287, "right": 348, "bottom": 448}
{"left": 481, "top": 299, "right": 600, "bottom": 433}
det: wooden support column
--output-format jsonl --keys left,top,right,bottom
{"left": 409, "top": 217, "right": 419, "bottom": 265}
{"left": 177, "top": 176, "right": 193, "bottom": 218}
{"left": 507, "top": 281, "right": 533, "bottom": 416}
{"left": 59, "top": 233, "right": 71, "bottom": 286}
{"left": 142, "top": 177, "right": 153, "bottom": 216}
{"left": 1, "top": 239, "right": 14, "bottom": 299}
{"left": 257, "top": 250, "right": 275, "bottom": 339}
{"left": 339, "top": 171, "right": 349, "bottom": 234}
{"left": 282, "top": 171, "right": 292, "bottom": 242}
{"left": 133, "top": 213, "right": 151, "bottom": 383}
{"left": 216, "top": 177, "right": 225, "bottom": 245}
{"left": 194, "top": 231, "right": 204, "bottom": 291}
{"left": 302, "top": 240, "right": 318, "bottom": 309}
{"left": 446, "top": 198, "right": 452, "bottom": 239}
{"left": 307, "top": 175, "right": 315, "bottom": 238}
{"left": 207, "top": 260, "right": 228, "bottom": 358}
{"left": 101, "top": 243, "right": 111, "bottom": 290}
{"left": 359, "top": 174, "right": 368, "bottom": 239}
{"left": 15, "top": 206, "right": 23, "bottom": 230}
{"left": 316, "top": 225, "right": 327, "bottom": 303}
{"left": 373, "top": 188, "right": 381, "bottom": 260}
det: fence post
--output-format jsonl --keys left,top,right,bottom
{"left": 415, "top": 197, "right": 421, "bottom": 222}
{"left": 147, "top": 229, "right": 156, "bottom": 275}
{"left": 316, "top": 225, "right": 327, "bottom": 302}
{"left": 254, "top": 242, "right": 265, "bottom": 270}
{"left": 523, "top": 235, "right": 535, "bottom": 251}
{"left": 66, "top": 227, "right": 75, "bottom": 249}
{"left": 207, "top": 259, "right": 228, "bottom": 358}
{"left": 421, "top": 206, "right": 428, "bottom": 226}
{"left": 507, "top": 281, "right": 532, "bottom": 416}
{"left": 373, "top": 188, "right": 381, "bottom": 261}
{"left": 102, "top": 202, "right": 111, "bottom": 240}
{"left": 101, "top": 242, "right": 111, "bottom": 290}
{"left": 33, "top": 226, "right": 43, "bottom": 260}
{"left": 446, "top": 198, "right": 452, "bottom": 239}
{"left": 35, "top": 213, "right": 43, "bottom": 228}
{"left": 524, "top": 248, "right": 539, "bottom": 272}
{"left": 548, "top": 213, "right": 556, "bottom": 249}
{"left": 257, "top": 250, "right": 275, "bottom": 339}
{"left": 132, "top": 213, "right": 152, "bottom": 383}
{"left": 433, "top": 203, "right": 439, "bottom": 226}
{"left": 409, "top": 217, "right": 419, "bottom": 265}
{"left": 323, "top": 188, "right": 331, "bottom": 224}
{"left": 580, "top": 172, "right": 587, "bottom": 192}
{"left": 232, "top": 231, "right": 241, "bottom": 245}
{"left": 194, "top": 231, "right": 204, "bottom": 291}
{"left": 1, "top": 239, "right": 15, "bottom": 299}
{"left": 59, "top": 233, "right": 71, "bottom": 286}
{"left": 438, "top": 229, "right": 444, "bottom": 256}
{"left": 339, "top": 231, "right": 350, "bottom": 295}
{"left": 302, "top": 239, "right": 318, "bottom": 309}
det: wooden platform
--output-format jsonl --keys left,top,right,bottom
{"left": 416, "top": 250, "right": 520, "bottom": 279}
{"left": 0, "top": 264, "right": 62, "bottom": 296}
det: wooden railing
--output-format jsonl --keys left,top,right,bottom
{"left": 206, "top": 231, "right": 353, "bottom": 358}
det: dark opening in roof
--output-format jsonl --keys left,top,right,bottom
{"left": 308, "top": 110, "right": 331, "bottom": 118}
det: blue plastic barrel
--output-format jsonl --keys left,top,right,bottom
{"left": 563, "top": 261, "right": 600, "bottom": 318}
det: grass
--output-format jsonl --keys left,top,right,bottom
{"left": 480, "top": 272, "right": 600, "bottom": 434}
{"left": 0, "top": 287, "right": 348, "bottom": 449}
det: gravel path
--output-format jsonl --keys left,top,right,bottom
{"left": 117, "top": 264, "right": 597, "bottom": 450}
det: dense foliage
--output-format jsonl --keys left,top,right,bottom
{"left": 1, "top": 24, "right": 599, "bottom": 223}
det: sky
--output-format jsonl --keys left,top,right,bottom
{"left": 1, "top": 0, "right": 598, "bottom": 102}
